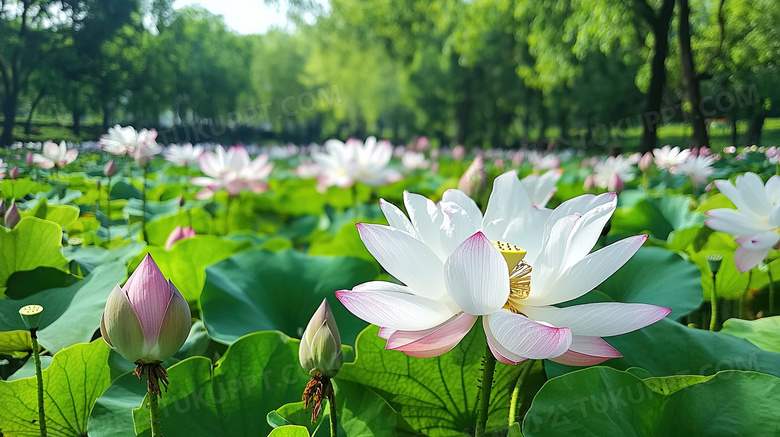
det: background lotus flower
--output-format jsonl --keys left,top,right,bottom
{"left": 311, "top": 137, "right": 402, "bottom": 190}
{"left": 9, "top": 166, "right": 20, "bottom": 180}
{"left": 164, "top": 143, "right": 204, "bottom": 167}
{"left": 299, "top": 299, "right": 343, "bottom": 377}
{"left": 593, "top": 156, "right": 636, "bottom": 189}
{"left": 132, "top": 140, "right": 162, "bottom": 167}
{"left": 191, "top": 145, "right": 273, "bottom": 199}
{"left": 520, "top": 169, "right": 562, "bottom": 207}
{"left": 33, "top": 141, "right": 78, "bottom": 169}
{"left": 165, "top": 225, "right": 196, "bottom": 250}
{"left": 653, "top": 145, "right": 691, "bottom": 173}
{"left": 705, "top": 172, "right": 780, "bottom": 272}
{"left": 100, "top": 254, "right": 191, "bottom": 364}
{"left": 677, "top": 155, "right": 716, "bottom": 187}
{"left": 0, "top": 158, "right": 6, "bottom": 179}
{"left": 402, "top": 151, "right": 430, "bottom": 171}
{"left": 458, "top": 154, "right": 487, "bottom": 197}
{"left": 100, "top": 125, "right": 158, "bottom": 156}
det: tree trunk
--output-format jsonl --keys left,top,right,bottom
{"left": 639, "top": 0, "right": 676, "bottom": 154}
{"left": 730, "top": 116, "right": 738, "bottom": 146}
{"left": 25, "top": 87, "right": 47, "bottom": 135}
{"left": 743, "top": 113, "right": 766, "bottom": 145}
{"left": 72, "top": 108, "right": 82, "bottom": 136}
{"left": 102, "top": 101, "right": 112, "bottom": 132}
{"left": 455, "top": 76, "right": 473, "bottom": 146}
{"left": 0, "top": 91, "right": 18, "bottom": 147}
{"left": 678, "top": 0, "right": 709, "bottom": 148}
{"left": 558, "top": 111, "right": 570, "bottom": 149}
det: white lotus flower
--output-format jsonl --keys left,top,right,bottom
{"left": 100, "top": 125, "right": 158, "bottom": 156}
{"left": 339, "top": 174, "right": 669, "bottom": 364}
{"left": 191, "top": 145, "right": 273, "bottom": 198}
{"left": 520, "top": 169, "right": 563, "bottom": 207}
{"left": 311, "top": 137, "right": 402, "bottom": 190}
{"left": 705, "top": 172, "right": 780, "bottom": 272}
{"left": 653, "top": 146, "right": 691, "bottom": 173}
{"left": 33, "top": 141, "right": 78, "bottom": 169}
{"left": 677, "top": 155, "right": 715, "bottom": 187}
{"left": 0, "top": 158, "right": 6, "bottom": 179}
{"left": 164, "top": 143, "right": 204, "bottom": 166}
{"left": 402, "top": 151, "right": 430, "bottom": 171}
{"left": 593, "top": 156, "right": 636, "bottom": 189}
{"left": 527, "top": 151, "right": 560, "bottom": 171}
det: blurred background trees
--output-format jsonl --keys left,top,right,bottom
{"left": 0, "top": 0, "right": 778, "bottom": 150}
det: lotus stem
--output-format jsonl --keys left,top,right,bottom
{"left": 30, "top": 329, "right": 47, "bottom": 436}
{"left": 709, "top": 272, "right": 718, "bottom": 331}
{"left": 142, "top": 165, "right": 149, "bottom": 243}
{"left": 768, "top": 263, "right": 775, "bottom": 315}
{"left": 508, "top": 360, "right": 534, "bottom": 426}
{"left": 149, "top": 386, "right": 162, "bottom": 437}
{"left": 329, "top": 391, "right": 337, "bottom": 437}
{"left": 224, "top": 195, "right": 233, "bottom": 236}
{"left": 352, "top": 184, "right": 359, "bottom": 220}
{"left": 475, "top": 343, "right": 497, "bottom": 437}
{"left": 106, "top": 175, "right": 112, "bottom": 245}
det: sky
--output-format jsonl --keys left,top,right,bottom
{"left": 172, "top": 0, "right": 291, "bottom": 34}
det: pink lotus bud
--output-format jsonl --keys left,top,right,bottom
{"left": 100, "top": 254, "right": 191, "bottom": 364}
{"left": 4, "top": 203, "right": 20, "bottom": 228}
{"left": 638, "top": 152, "right": 653, "bottom": 172}
{"left": 583, "top": 174, "right": 596, "bottom": 191}
{"left": 767, "top": 146, "right": 778, "bottom": 159}
{"left": 608, "top": 173, "right": 625, "bottom": 192}
{"left": 494, "top": 158, "right": 505, "bottom": 169}
{"left": 25, "top": 152, "right": 33, "bottom": 167}
{"left": 9, "top": 166, "right": 20, "bottom": 180}
{"left": 165, "top": 225, "right": 196, "bottom": 250}
{"left": 512, "top": 151, "right": 524, "bottom": 167}
{"left": 457, "top": 154, "right": 487, "bottom": 197}
{"left": 417, "top": 136, "right": 429, "bottom": 151}
{"left": 104, "top": 160, "right": 117, "bottom": 177}
{"left": 452, "top": 145, "right": 466, "bottom": 161}
{"left": 300, "top": 299, "right": 343, "bottom": 377}
{"left": 430, "top": 161, "right": 439, "bottom": 174}
{"left": 0, "top": 199, "right": 6, "bottom": 216}
{"left": 699, "top": 146, "right": 711, "bottom": 157}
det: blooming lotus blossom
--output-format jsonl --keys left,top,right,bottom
{"left": 520, "top": 169, "right": 562, "bottom": 207}
{"left": 164, "top": 143, "right": 204, "bottom": 167}
{"left": 677, "top": 155, "right": 716, "bottom": 187}
{"left": 132, "top": 140, "right": 162, "bottom": 167}
{"left": 191, "top": 145, "right": 273, "bottom": 199}
{"left": 402, "top": 151, "right": 430, "bottom": 171}
{"left": 100, "top": 254, "right": 191, "bottom": 364}
{"left": 165, "top": 225, "right": 196, "bottom": 250}
{"left": 100, "top": 125, "right": 158, "bottom": 156}
{"left": 705, "top": 172, "right": 780, "bottom": 272}
{"left": 592, "top": 156, "right": 636, "bottom": 190}
{"left": 340, "top": 174, "right": 669, "bottom": 364}
{"left": 653, "top": 146, "right": 691, "bottom": 173}
{"left": 311, "top": 137, "right": 402, "bottom": 190}
{"left": 33, "top": 141, "right": 78, "bottom": 169}
{"left": 528, "top": 151, "right": 560, "bottom": 171}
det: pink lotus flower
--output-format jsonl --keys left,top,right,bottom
{"left": 100, "top": 254, "right": 191, "bottom": 364}
{"left": 165, "top": 225, "right": 196, "bottom": 250}
{"left": 33, "top": 141, "right": 78, "bottom": 169}
{"left": 191, "top": 145, "right": 273, "bottom": 199}
{"left": 338, "top": 175, "right": 669, "bottom": 364}
{"left": 706, "top": 172, "right": 780, "bottom": 272}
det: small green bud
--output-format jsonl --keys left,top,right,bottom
{"left": 19, "top": 305, "right": 43, "bottom": 330}
{"left": 299, "top": 299, "right": 343, "bottom": 377}
{"left": 706, "top": 254, "right": 723, "bottom": 274}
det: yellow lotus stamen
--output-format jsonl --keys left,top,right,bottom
{"left": 492, "top": 241, "right": 527, "bottom": 271}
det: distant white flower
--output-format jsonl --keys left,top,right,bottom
{"left": 402, "top": 151, "right": 430, "bottom": 171}
{"left": 706, "top": 172, "right": 780, "bottom": 272}
{"left": 593, "top": 156, "right": 636, "bottom": 189}
{"left": 0, "top": 158, "right": 6, "bottom": 179}
{"left": 191, "top": 145, "right": 273, "bottom": 198}
{"left": 528, "top": 151, "right": 560, "bottom": 171}
{"left": 100, "top": 125, "right": 158, "bottom": 156}
{"left": 653, "top": 146, "right": 691, "bottom": 173}
{"left": 521, "top": 169, "right": 563, "bottom": 207}
{"left": 677, "top": 155, "right": 716, "bottom": 186}
{"left": 33, "top": 141, "right": 78, "bottom": 169}
{"left": 311, "top": 137, "right": 402, "bottom": 190}
{"left": 164, "top": 143, "right": 204, "bottom": 167}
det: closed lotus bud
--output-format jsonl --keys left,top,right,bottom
{"left": 458, "top": 154, "right": 487, "bottom": 197}
{"left": 100, "top": 254, "right": 191, "bottom": 364}
{"left": 299, "top": 299, "right": 343, "bottom": 378}
{"left": 0, "top": 199, "right": 5, "bottom": 216}
{"left": 452, "top": 145, "right": 466, "bottom": 161}
{"left": 494, "top": 158, "right": 505, "bottom": 169}
{"left": 5, "top": 203, "right": 20, "bottom": 228}
{"left": 26, "top": 152, "right": 34, "bottom": 167}
{"left": 638, "top": 152, "right": 653, "bottom": 172}
{"left": 104, "top": 160, "right": 117, "bottom": 177}
{"left": 608, "top": 173, "right": 625, "bottom": 192}
{"left": 9, "top": 166, "right": 20, "bottom": 180}
{"left": 165, "top": 225, "right": 196, "bottom": 250}
{"left": 583, "top": 174, "right": 596, "bottom": 191}
{"left": 512, "top": 151, "right": 524, "bottom": 167}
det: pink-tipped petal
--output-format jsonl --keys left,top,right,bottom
{"left": 485, "top": 310, "right": 572, "bottom": 359}
{"left": 444, "top": 232, "right": 509, "bottom": 315}
{"left": 102, "top": 285, "right": 145, "bottom": 361}
{"left": 483, "top": 317, "right": 526, "bottom": 365}
{"left": 734, "top": 244, "right": 771, "bottom": 273}
{"left": 548, "top": 350, "right": 612, "bottom": 366}
{"left": 124, "top": 254, "right": 173, "bottom": 343}
{"left": 335, "top": 282, "right": 457, "bottom": 331}
{"left": 378, "top": 327, "right": 395, "bottom": 340}
{"left": 385, "top": 312, "right": 477, "bottom": 358}
{"left": 520, "top": 303, "right": 671, "bottom": 337}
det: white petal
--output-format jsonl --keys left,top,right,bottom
{"left": 379, "top": 199, "right": 417, "bottom": 237}
{"left": 357, "top": 224, "right": 447, "bottom": 299}
{"left": 564, "top": 196, "right": 618, "bottom": 269}
{"left": 734, "top": 244, "right": 770, "bottom": 273}
{"left": 520, "top": 303, "right": 671, "bottom": 337}
{"left": 706, "top": 209, "right": 773, "bottom": 235}
{"left": 485, "top": 310, "right": 572, "bottom": 359}
{"left": 525, "top": 235, "right": 647, "bottom": 306}
{"left": 568, "top": 336, "right": 622, "bottom": 357}
{"left": 335, "top": 282, "right": 456, "bottom": 330}
{"left": 403, "top": 192, "right": 446, "bottom": 258}
{"left": 531, "top": 215, "right": 581, "bottom": 293}
{"left": 439, "top": 201, "right": 481, "bottom": 255}
{"left": 444, "top": 232, "right": 509, "bottom": 315}
{"left": 483, "top": 171, "right": 531, "bottom": 237}
{"left": 442, "top": 189, "right": 483, "bottom": 223}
